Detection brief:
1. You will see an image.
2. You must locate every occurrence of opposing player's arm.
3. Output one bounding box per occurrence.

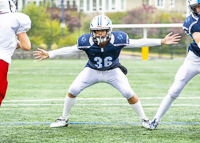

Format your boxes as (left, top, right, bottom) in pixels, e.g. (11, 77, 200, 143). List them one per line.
(33, 45, 81, 62)
(192, 32, 200, 48)
(125, 32, 181, 48)
(161, 32, 181, 45)
(33, 48, 49, 62)
(125, 39, 161, 48)
(17, 32, 31, 51)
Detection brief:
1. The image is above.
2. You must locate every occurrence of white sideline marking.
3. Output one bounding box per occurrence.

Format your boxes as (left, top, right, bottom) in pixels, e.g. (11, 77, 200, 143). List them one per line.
(3, 97, 200, 102)
(8, 72, 79, 75)
(1, 104, 200, 107)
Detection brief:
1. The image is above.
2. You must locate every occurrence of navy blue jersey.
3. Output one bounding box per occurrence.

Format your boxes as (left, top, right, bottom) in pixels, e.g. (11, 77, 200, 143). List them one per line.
(77, 31, 129, 71)
(183, 14, 200, 57)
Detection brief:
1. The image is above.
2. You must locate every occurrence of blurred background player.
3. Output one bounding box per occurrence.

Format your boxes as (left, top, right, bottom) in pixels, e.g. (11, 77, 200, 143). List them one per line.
(149, 0, 200, 129)
(0, 0, 31, 106)
(34, 15, 180, 129)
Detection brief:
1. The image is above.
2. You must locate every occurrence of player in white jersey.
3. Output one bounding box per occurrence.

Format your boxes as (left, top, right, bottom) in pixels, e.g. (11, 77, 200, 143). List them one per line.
(149, 0, 200, 129)
(0, 0, 31, 106)
(34, 15, 180, 129)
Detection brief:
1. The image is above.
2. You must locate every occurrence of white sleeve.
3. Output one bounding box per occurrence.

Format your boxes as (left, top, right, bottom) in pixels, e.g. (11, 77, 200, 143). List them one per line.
(15, 13, 31, 34)
(124, 39, 162, 48)
(48, 45, 82, 59)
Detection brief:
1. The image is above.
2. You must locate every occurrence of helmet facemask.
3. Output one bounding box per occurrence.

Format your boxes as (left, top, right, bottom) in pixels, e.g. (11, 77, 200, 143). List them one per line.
(9, 0, 17, 13)
(0, 0, 17, 13)
(90, 29, 112, 45)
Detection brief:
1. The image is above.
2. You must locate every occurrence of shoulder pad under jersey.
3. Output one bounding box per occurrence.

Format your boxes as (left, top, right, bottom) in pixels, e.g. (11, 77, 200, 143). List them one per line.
(182, 14, 199, 35)
(14, 13, 31, 34)
(77, 33, 93, 49)
(110, 31, 129, 46)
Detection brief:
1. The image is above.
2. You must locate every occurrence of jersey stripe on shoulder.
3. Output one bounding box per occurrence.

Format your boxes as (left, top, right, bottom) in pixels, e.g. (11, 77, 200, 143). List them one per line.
(183, 14, 198, 35)
(77, 33, 93, 49)
(110, 31, 129, 46)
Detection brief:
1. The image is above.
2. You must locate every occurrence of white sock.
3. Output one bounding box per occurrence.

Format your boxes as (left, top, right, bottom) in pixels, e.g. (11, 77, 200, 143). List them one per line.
(62, 95, 76, 120)
(130, 100, 146, 120)
(154, 94, 175, 122)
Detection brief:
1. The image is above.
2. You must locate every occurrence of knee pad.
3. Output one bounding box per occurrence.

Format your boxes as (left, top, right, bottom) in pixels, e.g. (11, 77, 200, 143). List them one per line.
(120, 88, 135, 99)
(168, 80, 187, 99)
(168, 88, 181, 99)
(68, 85, 80, 96)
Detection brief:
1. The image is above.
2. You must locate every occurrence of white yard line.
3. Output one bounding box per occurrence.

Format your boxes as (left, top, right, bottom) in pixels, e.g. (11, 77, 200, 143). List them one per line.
(8, 72, 175, 76)
(3, 99, 65, 102)
(1, 104, 200, 107)
(3, 97, 200, 102)
(8, 72, 79, 75)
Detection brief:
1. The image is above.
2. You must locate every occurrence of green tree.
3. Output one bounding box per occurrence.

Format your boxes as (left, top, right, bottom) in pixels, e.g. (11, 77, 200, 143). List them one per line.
(21, 3, 50, 38)
(21, 3, 71, 49)
(21, 3, 50, 47)
(44, 20, 70, 48)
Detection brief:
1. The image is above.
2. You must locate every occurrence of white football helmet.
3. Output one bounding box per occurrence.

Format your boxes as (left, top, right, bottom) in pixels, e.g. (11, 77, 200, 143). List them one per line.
(0, 0, 17, 13)
(90, 15, 112, 45)
(188, 0, 200, 16)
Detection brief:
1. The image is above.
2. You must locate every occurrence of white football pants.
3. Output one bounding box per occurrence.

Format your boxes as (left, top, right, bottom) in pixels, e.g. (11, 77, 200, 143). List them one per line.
(68, 67, 135, 99)
(169, 51, 200, 98)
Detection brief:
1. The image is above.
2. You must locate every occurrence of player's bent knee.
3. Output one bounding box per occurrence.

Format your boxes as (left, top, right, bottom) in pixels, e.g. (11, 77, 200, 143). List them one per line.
(0, 80, 8, 98)
(68, 93, 76, 98)
(168, 90, 180, 99)
(168, 82, 186, 99)
(166, 93, 177, 101)
(121, 88, 134, 99)
(68, 87, 80, 97)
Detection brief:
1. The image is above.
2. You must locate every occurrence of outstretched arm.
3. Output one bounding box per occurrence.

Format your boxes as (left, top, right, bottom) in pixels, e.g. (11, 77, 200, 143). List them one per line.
(33, 45, 81, 62)
(34, 48, 49, 62)
(125, 32, 181, 48)
(161, 32, 181, 45)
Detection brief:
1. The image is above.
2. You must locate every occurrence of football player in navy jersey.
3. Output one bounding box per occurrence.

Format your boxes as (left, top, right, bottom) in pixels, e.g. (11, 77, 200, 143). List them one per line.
(34, 15, 180, 128)
(0, 0, 31, 106)
(149, 0, 200, 129)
